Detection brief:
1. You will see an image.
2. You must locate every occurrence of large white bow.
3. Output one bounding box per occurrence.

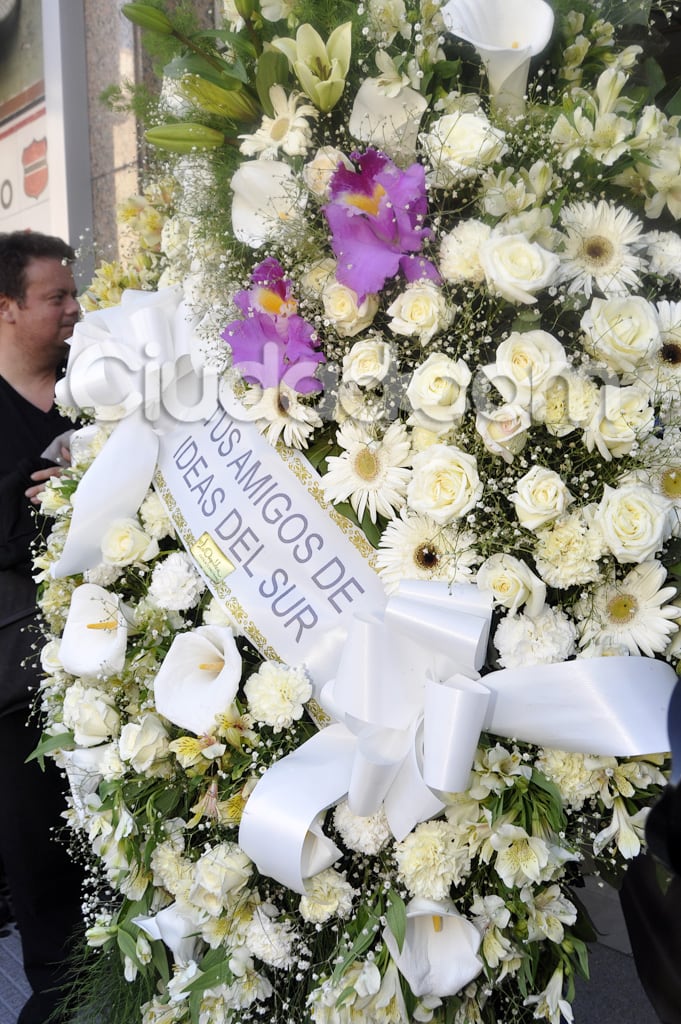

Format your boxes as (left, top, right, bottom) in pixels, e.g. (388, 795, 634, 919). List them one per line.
(239, 579, 675, 894)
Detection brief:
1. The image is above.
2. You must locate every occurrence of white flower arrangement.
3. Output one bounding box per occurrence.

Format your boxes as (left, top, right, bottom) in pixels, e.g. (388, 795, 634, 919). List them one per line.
(34, 1, 681, 1022)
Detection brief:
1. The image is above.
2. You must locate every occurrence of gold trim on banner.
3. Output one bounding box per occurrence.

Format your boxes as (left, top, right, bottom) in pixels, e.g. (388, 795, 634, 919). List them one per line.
(275, 441, 378, 568)
(153, 469, 280, 663)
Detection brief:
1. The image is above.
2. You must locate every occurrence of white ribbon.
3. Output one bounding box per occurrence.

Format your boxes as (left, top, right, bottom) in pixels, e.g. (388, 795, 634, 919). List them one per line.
(239, 579, 676, 894)
(52, 288, 216, 578)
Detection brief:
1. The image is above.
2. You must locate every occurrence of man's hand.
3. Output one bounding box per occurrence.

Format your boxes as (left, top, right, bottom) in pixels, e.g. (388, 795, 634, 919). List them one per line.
(25, 445, 71, 504)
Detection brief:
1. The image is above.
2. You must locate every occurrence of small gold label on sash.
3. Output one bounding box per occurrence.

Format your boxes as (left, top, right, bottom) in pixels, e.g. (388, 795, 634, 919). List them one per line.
(191, 532, 235, 584)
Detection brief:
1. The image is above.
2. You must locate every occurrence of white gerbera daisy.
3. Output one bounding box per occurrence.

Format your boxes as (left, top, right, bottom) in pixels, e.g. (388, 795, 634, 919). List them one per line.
(638, 300, 681, 421)
(557, 199, 646, 297)
(322, 420, 411, 523)
(376, 509, 477, 592)
(239, 383, 323, 449)
(239, 86, 317, 159)
(576, 561, 678, 657)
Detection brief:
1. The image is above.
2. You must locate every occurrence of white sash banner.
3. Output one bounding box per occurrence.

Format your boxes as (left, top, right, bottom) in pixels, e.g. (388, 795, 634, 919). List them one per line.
(154, 390, 387, 689)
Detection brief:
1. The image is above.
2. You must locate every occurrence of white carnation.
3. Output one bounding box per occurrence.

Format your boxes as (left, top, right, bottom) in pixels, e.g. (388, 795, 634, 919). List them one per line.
(245, 905, 297, 968)
(244, 661, 312, 732)
(148, 552, 205, 611)
(333, 799, 391, 854)
(299, 869, 357, 923)
(494, 606, 578, 668)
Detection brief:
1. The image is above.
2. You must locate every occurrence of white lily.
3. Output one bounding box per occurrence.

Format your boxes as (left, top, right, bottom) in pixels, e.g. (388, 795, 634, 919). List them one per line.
(272, 22, 351, 112)
(383, 897, 483, 997)
(153, 625, 243, 735)
(59, 583, 128, 679)
(441, 0, 554, 114)
(231, 159, 307, 247)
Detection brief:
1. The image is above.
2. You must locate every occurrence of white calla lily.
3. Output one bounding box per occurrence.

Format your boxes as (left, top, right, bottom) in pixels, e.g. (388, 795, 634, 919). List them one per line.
(133, 902, 201, 966)
(441, 0, 554, 114)
(383, 897, 483, 997)
(153, 625, 242, 735)
(59, 583, 128, 679)
(231, 159, 307, 247)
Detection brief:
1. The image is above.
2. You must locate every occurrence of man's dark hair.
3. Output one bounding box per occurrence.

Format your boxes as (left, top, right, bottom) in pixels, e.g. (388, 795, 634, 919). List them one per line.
(0, 231, 76, 304)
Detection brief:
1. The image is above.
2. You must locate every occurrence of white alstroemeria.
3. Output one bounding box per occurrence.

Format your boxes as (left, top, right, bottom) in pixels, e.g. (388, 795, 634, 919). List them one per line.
(231, 159, 306, 247)
(593, 797, 649, 859)
(490, 823, 550, 888)
(133, 903, 202, 966)
(59, 583, 128, 679)
(383, 898, 483, 997)
(441, 0, 555, 113)
(349, 51, 428, 160)
(153, 626, 243, 735)
(523, 965, 574, 1024)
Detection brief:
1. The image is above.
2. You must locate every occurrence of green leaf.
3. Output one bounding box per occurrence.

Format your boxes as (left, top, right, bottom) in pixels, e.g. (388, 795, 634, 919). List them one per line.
(116, 925, 141, 966)
(182, 960, 234, 994)
(385, 889, 407, 952)
(25, 730, 75, 764)
(256, 50, 290, 116)
(165, 52, 247, 88)
(331, 907, 381, 984)
(666, 83, 681, 118)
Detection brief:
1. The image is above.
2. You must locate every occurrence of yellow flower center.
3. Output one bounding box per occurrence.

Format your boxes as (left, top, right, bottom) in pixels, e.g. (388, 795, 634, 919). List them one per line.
(354, 447, 381, 481)
(432, 915, 443, 932)
(606, 593, 638, 624)
(662, 467, 681, 499)
(199, 659, 225, 671)
(346, 183, 386, 217)
(86, 619, 118, 630)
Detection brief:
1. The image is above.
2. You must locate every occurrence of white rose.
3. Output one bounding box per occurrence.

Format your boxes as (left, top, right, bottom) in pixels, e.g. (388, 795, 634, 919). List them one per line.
(189, 843, 252, 916)
(597, 483, 672, 563)
(101, 518, 159, 566)
(349, 78, 427, 160)
(480, 232, 560, 304)
(301, 257, 337, 297)
(420, 111, 508, 187)
(483, 330, 569, 410)
(510, 466, 573, 531)
(584, 383, 655, 460)
(476, 553, 546, 617)
(62, 682, 120, 747)
(407, 351, 471, 432)
(119, 714, 170, 774)
(386, 280, 453, 345)
(581, 295, 661, 374)
(322, 280, 379, 337)
(302, 147, 351, 198)
(475, 403, 530, 463)
(407, 444, 483, 524)
(342, 339, 392, 387)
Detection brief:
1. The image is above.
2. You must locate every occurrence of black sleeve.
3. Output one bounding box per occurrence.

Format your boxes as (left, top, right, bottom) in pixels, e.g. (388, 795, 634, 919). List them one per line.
(0, 456, 52, 571)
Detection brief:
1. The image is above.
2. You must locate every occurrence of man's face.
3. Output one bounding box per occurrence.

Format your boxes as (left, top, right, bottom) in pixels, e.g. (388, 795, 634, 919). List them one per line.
(10, 257, 81, 361)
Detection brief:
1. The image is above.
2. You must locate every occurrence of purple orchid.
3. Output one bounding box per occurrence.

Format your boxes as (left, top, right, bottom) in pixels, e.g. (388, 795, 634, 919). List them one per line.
(234, 257, 298, 321)
(323, 148, 440, 300)
(222, 259, 324, 395)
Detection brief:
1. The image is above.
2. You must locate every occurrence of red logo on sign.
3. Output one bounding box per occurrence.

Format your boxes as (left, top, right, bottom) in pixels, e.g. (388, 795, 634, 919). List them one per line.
(22, 137, 48, 199)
